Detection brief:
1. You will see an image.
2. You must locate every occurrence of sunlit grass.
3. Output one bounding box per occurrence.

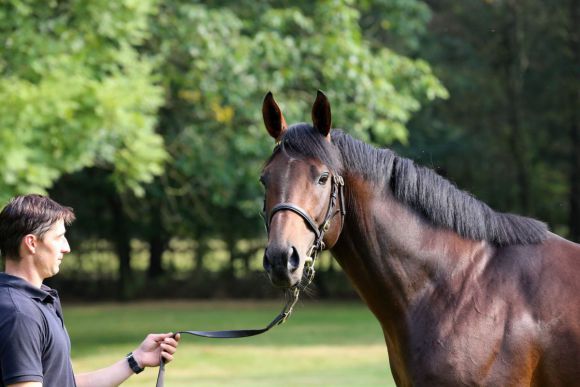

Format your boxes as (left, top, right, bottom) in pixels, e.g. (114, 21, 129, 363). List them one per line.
(66, 301, 396, 386)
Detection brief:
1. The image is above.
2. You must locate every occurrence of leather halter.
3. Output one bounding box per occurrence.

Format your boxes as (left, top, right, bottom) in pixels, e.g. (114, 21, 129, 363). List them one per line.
(156, 175, 346, 387)
(265, 174, 346, 284)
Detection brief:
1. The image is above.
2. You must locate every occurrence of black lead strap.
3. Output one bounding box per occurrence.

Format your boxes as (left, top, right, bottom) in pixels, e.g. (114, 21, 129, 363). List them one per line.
(156, 174, 345, 386)
(155, 288, 300, 387)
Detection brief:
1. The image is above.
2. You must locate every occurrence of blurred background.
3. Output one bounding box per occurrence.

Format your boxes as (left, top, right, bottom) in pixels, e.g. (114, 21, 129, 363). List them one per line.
(2, 0, 578, 301)
(1, 0, 578, 385)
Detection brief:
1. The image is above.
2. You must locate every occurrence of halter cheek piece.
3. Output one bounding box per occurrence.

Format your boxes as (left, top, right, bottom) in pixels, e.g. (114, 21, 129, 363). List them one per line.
(265, 174, 346, 286)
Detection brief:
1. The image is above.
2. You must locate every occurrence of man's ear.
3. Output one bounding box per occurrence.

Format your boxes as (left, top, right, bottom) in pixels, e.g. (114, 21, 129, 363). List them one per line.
(262, 91, 288, 142)
(312, 90, 332, 141)
(22, 234, 37, 254)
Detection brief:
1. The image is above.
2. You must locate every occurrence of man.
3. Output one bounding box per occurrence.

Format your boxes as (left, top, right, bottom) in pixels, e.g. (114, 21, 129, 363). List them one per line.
(0, 194, 180, 386)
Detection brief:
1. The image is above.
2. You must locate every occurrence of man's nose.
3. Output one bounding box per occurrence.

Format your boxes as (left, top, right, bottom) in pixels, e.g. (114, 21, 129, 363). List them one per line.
(62, 238, 71, 254)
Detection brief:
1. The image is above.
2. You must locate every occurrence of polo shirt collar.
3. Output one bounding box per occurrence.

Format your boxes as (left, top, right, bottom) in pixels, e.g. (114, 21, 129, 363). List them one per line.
(0, 272, 56, 303)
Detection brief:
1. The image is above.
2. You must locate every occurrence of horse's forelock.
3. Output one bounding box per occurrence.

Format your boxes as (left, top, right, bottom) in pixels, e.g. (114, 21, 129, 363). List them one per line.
(276, 124, 343, 173)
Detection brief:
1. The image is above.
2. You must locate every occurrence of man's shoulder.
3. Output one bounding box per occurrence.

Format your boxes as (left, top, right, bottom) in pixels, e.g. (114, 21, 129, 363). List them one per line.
(0, 285, 19, 311)
(0, 286, 43, 322)
(0, 294, 44, 348)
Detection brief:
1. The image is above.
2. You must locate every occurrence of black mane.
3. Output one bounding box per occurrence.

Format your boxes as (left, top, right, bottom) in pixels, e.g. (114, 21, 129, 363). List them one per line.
(277, 124, 548, 246)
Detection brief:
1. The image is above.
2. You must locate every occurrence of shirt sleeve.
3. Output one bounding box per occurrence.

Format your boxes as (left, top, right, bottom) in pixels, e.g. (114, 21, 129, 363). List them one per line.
(0, 311, 44, 384)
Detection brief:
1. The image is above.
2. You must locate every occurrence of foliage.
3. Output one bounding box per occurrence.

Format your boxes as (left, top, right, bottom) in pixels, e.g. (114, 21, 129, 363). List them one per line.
(145, 0, 447, 245)
(1, 0, 451, 287)
(0, 0, 167, 203)
(400, 0, 577, 238)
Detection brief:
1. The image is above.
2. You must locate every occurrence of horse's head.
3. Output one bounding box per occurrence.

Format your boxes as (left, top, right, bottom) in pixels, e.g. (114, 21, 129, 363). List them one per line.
(260, 91, 345, 288)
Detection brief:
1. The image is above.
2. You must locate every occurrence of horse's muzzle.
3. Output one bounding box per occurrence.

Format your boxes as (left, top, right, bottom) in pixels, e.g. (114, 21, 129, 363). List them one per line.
(263, 245, 302, 287)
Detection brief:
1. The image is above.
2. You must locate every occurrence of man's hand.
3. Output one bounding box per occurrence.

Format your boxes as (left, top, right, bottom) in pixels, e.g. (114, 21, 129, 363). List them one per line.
(132, 333, 181, 367)
(75, 332, 181, 386)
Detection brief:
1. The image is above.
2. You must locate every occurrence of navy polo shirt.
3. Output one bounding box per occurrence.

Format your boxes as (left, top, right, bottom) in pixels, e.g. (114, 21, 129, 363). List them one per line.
(0, 273, 76, 386)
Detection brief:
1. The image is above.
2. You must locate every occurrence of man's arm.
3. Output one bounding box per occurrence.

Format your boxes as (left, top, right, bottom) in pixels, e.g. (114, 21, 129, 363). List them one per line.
(75, 333, 180, 387)
(1, 312, 45, 387)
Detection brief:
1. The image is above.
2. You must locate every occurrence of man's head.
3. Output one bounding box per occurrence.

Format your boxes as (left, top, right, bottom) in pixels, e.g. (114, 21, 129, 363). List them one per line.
(0, 194, 75, 261)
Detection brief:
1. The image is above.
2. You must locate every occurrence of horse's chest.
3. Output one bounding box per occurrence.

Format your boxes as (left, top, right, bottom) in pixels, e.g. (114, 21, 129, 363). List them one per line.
(399, 300, 493, 381)
(407, 329, 501, 385)
(401, 302, 538, 386)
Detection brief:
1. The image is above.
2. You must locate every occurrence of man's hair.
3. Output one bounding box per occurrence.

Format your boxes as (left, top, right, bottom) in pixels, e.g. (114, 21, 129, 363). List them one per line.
(0, 194, 75, 260)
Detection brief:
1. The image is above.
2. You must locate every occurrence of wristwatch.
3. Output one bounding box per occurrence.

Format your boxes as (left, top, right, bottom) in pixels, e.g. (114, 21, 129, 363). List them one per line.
(126, 352, 144, 374)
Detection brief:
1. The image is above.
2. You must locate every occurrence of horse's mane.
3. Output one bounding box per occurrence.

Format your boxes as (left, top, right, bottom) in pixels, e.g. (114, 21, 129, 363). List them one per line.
(277, 124, 548, 246)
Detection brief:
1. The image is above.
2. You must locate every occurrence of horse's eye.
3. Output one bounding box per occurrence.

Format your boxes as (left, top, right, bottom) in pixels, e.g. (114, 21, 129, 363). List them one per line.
(259, 176, 266, 187)
(318, 173, 330, 185)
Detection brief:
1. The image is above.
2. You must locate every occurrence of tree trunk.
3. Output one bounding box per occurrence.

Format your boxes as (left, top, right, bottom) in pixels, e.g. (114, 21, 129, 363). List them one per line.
(568, 0, 580, 242)
(109, 194, 132, 300)
(225, 237, 236, 278)
(147, 204, 166, 279)
(194, 237, 208, 274)
(505, 0, 532, 214)
(148, 233, 165, 279)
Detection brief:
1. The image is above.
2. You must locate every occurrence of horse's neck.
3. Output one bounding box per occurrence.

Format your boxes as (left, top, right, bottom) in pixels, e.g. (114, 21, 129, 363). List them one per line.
(331, 175, 492, 328)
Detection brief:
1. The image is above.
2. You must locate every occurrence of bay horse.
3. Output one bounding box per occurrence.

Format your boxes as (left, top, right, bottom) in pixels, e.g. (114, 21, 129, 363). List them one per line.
(260, 91, 580, 386)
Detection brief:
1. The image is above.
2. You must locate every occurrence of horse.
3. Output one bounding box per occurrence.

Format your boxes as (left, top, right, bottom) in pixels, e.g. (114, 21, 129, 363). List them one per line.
(259, 90, 580, 386)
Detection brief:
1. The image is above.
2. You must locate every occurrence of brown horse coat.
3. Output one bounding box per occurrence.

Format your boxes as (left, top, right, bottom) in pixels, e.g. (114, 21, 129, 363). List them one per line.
(261, 91, 580, 386)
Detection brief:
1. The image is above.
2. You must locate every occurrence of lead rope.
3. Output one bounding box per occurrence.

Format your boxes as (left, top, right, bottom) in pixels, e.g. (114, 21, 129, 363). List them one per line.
(155, 287, 300, 387)
(156, 174, 345, 386)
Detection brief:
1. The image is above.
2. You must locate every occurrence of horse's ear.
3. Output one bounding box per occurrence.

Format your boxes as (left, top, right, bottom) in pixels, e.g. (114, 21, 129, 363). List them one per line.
(262, 91, 287, 142)
(312, 90, 332, 141)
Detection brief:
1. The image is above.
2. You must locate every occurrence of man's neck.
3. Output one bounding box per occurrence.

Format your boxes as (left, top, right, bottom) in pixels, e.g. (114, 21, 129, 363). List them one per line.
(4, 259, 43, 288)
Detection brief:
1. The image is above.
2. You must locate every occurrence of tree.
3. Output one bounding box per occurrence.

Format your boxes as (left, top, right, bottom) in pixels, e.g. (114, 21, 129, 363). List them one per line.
(2, 0, 449, 293)
(0, 0, 167, 204)
(566, 0, 580, 242)
(139, 0, 448, 276)
(0, 0, 170, 298)
(401, 0, 577, 239)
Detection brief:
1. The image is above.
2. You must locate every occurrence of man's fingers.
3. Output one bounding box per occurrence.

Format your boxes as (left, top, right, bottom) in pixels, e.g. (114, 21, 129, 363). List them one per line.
(161, 351, 174, 363)
(160, 342, 177, 355)
(162, 337, 179, 348)
(147, 332, 174, 342)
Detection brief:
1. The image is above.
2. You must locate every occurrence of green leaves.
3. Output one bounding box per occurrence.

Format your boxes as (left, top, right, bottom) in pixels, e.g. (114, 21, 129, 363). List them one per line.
(0, 0, 165, 203)
(0, 0, 446, 241)
(143, 0, 447, 238)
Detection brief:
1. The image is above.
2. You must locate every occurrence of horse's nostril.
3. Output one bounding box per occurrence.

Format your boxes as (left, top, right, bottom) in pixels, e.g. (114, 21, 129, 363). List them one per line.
(263, 249, 272, 272)
(288, 246, 299, 272)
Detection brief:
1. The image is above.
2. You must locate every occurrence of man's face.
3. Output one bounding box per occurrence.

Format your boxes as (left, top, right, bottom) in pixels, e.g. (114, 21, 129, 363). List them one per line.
(33, 219, 71, 279)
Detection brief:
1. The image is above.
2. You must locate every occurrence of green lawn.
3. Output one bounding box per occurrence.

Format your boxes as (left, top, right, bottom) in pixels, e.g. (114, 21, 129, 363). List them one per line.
(66, 300, 396, 386)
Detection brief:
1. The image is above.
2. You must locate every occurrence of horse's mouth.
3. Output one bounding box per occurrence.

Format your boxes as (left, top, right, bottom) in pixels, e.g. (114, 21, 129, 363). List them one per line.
(268, 271, 302, 288)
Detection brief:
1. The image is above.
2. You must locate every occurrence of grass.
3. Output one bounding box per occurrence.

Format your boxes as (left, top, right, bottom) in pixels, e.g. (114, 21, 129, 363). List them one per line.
(66, 300, 397, 386)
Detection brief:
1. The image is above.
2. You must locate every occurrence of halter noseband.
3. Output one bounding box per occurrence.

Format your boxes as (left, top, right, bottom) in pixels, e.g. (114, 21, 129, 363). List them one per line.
(265, 174, 346, 285)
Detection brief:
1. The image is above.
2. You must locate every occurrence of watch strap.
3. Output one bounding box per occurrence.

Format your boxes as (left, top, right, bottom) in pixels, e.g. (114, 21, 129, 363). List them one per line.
(126, 352, 144, 374)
